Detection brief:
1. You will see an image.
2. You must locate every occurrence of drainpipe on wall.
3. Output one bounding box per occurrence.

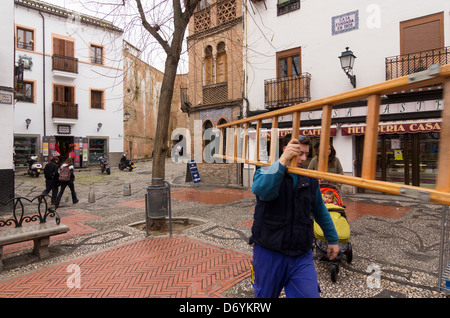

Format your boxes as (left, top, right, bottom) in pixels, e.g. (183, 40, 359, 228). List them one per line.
(39, 11, 46, 137)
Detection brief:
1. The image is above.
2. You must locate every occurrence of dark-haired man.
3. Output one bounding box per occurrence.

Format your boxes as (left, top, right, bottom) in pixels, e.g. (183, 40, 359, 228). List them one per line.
(250, 135, 339, 298)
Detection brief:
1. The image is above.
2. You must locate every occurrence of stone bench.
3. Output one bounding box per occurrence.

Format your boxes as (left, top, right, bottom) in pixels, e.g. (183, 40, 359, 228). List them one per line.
(0, 195, 69, 271)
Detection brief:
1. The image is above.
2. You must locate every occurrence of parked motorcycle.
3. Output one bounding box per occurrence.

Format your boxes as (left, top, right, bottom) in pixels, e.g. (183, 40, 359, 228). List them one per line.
(118, 154, 134, 172)
(27, 155, 42, 177)
(97, 155, 111, 175)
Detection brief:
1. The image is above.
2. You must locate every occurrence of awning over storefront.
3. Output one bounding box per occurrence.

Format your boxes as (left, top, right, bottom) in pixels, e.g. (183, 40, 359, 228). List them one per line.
(341, 120, 442, 136)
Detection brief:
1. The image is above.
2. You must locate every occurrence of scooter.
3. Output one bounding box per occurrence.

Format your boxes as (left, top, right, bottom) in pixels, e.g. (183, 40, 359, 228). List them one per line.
(27, 155, 42, 177)
(118, 154, 134, 171)
(97, 155, 111, 175)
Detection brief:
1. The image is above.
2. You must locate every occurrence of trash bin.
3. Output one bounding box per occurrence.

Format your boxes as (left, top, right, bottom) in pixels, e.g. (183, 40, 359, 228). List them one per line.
(146, 183, 169, 218)
(145, 179, 172, 236)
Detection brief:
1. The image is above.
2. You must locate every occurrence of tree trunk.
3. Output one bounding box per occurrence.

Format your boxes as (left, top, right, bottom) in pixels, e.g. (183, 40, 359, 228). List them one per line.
(152, 53, 179, 185)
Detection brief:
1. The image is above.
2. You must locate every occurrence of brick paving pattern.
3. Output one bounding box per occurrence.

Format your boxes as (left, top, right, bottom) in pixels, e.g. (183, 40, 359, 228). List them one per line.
(0, 235, 251, 298)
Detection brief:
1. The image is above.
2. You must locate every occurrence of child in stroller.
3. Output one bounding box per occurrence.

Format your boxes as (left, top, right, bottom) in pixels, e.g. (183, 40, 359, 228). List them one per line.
(313, 183, 353, 282)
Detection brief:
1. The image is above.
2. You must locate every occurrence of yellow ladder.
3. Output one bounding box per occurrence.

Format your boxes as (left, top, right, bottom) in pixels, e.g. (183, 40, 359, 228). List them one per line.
(215, 64, 450, 206)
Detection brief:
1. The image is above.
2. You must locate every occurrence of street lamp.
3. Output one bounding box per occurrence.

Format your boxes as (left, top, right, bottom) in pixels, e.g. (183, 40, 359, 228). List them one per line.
(97, 122, 102, 132)
(124, 111, 131, 122)
(338, 47, 357, 88)
(25, 118, 31, 129)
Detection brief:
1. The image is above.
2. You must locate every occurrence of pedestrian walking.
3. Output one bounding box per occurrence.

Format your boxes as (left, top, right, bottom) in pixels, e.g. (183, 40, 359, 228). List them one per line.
(55, 158, 79, 207)
(308, 142, 344, 189)
(41, 153, 60, 205)
(250, 135, 339, 298)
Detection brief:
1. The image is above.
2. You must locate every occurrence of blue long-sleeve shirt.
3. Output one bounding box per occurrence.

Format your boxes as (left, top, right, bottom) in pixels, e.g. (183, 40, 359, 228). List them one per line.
(252, 161, 339, 245)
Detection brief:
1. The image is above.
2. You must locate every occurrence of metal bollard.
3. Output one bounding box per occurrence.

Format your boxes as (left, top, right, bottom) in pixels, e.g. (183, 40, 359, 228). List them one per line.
(123, 184, 131, 196)
(88, 186, 95, 203)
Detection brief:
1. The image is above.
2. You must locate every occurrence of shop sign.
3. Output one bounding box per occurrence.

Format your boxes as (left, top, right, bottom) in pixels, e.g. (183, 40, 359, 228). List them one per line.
(332, 10, 359, 35)
(341, 121, 441, 136)
(250, 127, 337, 139)
(188, 160, 201, 183)
(0, 93, 13, 104)
(301, 99, 443, 121)
(57, 124, 71, 135)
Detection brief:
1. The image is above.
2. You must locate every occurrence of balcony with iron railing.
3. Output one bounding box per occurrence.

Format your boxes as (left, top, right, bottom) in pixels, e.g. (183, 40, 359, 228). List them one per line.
(52, 54, 78, 74)
(386, 46, 450, 80)
(52, 102, 78, 119)
(264, 73, 311, 109)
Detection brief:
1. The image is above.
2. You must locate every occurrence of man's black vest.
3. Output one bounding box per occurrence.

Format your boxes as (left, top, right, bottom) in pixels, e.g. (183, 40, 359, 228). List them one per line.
(250, 172, 318, 256)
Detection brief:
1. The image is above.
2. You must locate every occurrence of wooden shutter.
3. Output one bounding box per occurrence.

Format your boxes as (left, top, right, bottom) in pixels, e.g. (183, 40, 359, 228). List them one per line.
(68, 86, 75, 103)
(53, 37, 75, 57)
(216, 53, 227, 83)
(65, 40, 75, 57)
(53, 38, 64, 55)
(205, 56, 213, 85)
(400, 12, 444, 55)
(54, 85, 64, 102)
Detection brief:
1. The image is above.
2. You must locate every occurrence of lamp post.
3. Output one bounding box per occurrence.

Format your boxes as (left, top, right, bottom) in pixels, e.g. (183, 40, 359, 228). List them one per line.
(338, 47, 356, 88)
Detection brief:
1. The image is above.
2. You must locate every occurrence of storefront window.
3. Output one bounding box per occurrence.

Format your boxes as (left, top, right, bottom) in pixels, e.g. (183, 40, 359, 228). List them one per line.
(419, 132, 439, 188)
(14, 136, 38, 166)
(375, 133, 438, 187)
(89, 139, 106, 164)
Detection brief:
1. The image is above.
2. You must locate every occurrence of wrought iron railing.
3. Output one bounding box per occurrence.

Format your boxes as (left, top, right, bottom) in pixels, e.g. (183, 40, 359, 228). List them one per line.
(17, 41, 33, 51)
(0, 195, 61, 228)
(277, 0, 300, 16)
(52, 54, 78, 73)
(52, 102, 78, 119)
(386, 46, 450, 80)
(264, 73, 311, 109)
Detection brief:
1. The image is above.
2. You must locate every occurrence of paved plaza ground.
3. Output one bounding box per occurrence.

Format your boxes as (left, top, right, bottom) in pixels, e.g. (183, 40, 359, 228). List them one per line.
(0, 159, 448, 303)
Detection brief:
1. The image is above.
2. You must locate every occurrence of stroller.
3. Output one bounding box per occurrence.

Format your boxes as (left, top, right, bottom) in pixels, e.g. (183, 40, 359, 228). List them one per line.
(313, 183, 353, 282)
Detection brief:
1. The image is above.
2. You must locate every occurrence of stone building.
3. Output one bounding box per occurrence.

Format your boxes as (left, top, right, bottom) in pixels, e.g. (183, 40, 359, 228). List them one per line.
(123, 41, 188, 160)
(184, 0, 244, 185)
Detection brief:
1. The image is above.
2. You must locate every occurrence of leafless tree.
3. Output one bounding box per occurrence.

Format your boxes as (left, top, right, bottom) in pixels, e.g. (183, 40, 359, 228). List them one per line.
(134, 0, 200, 185)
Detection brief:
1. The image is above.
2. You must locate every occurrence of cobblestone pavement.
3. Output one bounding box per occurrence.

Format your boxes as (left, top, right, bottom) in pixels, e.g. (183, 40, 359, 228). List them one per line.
(0, 159, 448, 299)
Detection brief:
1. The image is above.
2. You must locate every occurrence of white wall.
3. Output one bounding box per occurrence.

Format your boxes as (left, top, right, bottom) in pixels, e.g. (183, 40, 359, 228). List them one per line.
(0, 0, 15, 171)
(244, 0, 449, 186)
(246, 0, 450, 109)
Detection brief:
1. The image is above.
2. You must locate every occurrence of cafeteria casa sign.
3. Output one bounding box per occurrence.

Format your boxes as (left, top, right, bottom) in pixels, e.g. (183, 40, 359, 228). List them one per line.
(341, 121, 442, 136)
(253, 121, 440, 139)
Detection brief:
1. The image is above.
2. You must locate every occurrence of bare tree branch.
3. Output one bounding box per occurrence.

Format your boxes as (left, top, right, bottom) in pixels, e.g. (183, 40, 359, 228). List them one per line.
(135, 0, 170, 53)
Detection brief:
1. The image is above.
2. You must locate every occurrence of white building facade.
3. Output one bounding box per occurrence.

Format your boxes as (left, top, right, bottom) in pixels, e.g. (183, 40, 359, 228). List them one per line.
(244, 0, 449, 193)
(13, 0, 124, 168)
(0, 0, 16, 204)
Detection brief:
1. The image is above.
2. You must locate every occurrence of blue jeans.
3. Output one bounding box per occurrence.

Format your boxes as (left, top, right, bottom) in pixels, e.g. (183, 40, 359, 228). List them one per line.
(252, 245, 320, 298)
